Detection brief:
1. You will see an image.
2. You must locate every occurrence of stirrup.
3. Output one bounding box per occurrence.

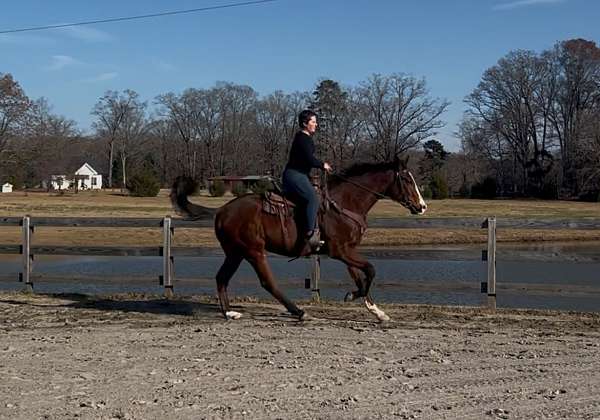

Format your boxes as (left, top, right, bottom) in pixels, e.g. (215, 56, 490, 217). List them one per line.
(307, 230, 324, 252)
(288, 230, 324, 261)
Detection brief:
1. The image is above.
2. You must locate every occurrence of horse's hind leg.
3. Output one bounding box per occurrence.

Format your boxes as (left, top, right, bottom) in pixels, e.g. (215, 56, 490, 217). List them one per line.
(246, 251, 306, 320)
(216, 254, 243, 320)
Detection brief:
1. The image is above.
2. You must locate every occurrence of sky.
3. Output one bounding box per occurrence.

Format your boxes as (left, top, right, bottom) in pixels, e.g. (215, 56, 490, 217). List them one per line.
(1, 0, 598, 151)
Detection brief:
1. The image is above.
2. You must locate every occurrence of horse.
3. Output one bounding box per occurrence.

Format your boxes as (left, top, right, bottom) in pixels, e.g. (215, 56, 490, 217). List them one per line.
(170, 155, 427, 322)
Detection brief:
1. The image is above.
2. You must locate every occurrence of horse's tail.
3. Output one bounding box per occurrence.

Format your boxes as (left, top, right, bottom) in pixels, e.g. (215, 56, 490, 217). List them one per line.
(170, 176, 216, 219)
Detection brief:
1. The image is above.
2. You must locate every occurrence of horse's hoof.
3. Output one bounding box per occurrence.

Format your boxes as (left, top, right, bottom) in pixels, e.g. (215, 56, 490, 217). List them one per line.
(298, 311, 313, 321)
(225, 311, 242, 320)
(364, 300, 391, 322)
(377, 313, 391, 323)
(344, 292, 354, 302)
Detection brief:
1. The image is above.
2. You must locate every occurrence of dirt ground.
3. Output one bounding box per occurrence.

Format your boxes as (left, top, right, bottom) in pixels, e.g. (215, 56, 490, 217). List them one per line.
(1, 293, 599, 419)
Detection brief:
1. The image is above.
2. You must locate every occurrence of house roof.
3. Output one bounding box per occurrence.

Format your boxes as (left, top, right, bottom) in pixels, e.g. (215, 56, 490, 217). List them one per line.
(75, 163, 99, 176)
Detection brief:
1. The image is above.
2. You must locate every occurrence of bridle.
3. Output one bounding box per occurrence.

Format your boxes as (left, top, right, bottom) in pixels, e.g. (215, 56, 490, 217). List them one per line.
(329, 170, 416, 209)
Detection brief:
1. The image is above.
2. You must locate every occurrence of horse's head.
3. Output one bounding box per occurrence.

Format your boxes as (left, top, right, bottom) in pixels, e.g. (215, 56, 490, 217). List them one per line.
(386, 155, 427, 215)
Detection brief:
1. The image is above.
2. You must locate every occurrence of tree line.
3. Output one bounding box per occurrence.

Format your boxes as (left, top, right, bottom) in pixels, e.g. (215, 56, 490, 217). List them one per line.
(1, 37, 599, 200)
(0, 73, 448, 191)
(460, 38, 600, 200)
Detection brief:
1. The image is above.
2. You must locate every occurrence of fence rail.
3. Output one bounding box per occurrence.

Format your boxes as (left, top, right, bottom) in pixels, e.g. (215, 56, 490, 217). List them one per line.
(3, 215, 600, 229)
(2, 215, 600, 309)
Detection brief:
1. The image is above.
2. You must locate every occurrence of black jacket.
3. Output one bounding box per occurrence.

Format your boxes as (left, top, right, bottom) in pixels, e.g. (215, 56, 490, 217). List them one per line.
(285, 131, 324, 175)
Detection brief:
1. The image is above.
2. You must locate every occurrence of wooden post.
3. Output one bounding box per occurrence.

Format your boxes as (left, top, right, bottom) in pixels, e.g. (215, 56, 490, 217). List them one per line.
(20, 215, 34, 292)
(309, 173, 322, 302)
(311, 255, 321, 302)
(487, 217, 497, 311)
(161, 216, 174, 298)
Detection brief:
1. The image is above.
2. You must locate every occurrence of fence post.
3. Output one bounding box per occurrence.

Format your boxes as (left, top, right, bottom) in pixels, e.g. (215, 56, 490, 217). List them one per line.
(311, 255, 321, 302)
(486, 216, 497, 311)
(161, 216, 174, 298)
(20, 215, 34, 292)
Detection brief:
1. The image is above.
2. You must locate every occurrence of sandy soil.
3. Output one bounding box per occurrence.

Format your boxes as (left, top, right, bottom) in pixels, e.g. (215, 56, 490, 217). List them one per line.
(1, 292, 599, 419)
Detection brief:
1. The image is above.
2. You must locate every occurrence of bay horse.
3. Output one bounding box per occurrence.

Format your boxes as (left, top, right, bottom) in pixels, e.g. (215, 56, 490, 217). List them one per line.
(171, 155, 427, 322)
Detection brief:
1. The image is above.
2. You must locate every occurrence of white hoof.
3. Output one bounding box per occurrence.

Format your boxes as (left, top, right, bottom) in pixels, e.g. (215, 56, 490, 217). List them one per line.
(225, 311, 242, 320)
(364, 299, 390, 322)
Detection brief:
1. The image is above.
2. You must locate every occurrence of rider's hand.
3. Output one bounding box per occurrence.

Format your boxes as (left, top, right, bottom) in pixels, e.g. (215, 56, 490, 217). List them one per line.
(323, 162, 333, 172)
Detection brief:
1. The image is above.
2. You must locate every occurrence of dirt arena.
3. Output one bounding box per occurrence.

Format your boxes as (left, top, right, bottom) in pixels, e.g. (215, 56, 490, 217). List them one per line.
(1, 292, 599, 419)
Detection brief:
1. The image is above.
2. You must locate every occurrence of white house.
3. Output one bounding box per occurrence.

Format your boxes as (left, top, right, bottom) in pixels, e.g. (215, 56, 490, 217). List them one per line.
(1, 183, 13, 193)
(50, 163, 103, 190)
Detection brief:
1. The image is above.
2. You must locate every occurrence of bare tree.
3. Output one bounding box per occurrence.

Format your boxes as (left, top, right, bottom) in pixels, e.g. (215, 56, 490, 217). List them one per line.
(255, 91, 300, 176)
(116, 92, 149, 190)
(213, 82, 257, 175)
(310, 80, 365, 168)
(24, 98, 79, 187)
(578, 112, 600, 196)
(91, 90, 138, 187)
(155, 89, 207, 178)
(465, 50, 555, 195)
(547, 39, 600, 196)
(0, 73, 31, 161)
(357, 73, 449, 160)
(150, 118, 179, 185)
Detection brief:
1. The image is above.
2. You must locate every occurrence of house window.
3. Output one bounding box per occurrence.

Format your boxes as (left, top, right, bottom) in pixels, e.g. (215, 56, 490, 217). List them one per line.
(91, 177, 97, 186)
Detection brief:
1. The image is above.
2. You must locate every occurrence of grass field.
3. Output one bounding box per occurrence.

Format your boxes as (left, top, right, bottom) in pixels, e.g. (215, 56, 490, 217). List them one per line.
(1, 189, 599, 247)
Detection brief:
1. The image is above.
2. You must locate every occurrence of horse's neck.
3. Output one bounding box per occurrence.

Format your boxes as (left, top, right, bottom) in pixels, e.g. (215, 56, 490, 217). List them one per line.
(330, 173, 388, 217)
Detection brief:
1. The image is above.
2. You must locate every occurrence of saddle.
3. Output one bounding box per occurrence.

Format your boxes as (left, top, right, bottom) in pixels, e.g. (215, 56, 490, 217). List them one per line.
(261, 191, 295, 218)
(261, 189, 367, 249)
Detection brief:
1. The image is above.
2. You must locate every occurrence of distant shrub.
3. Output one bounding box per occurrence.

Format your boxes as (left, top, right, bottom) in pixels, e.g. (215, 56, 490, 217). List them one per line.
(539, 179, 558, 199)
(209, 180, 226, 197)
(250, 179, 273, 195)
(429, 173, 449, 199)
(458, 182, 470, 198)
(471, 176, 497, 199)
(421, 184, 432, 200)
(232, 182, 248, 197)
(577, 189, 600, 202)
(128, 171, 160, 197)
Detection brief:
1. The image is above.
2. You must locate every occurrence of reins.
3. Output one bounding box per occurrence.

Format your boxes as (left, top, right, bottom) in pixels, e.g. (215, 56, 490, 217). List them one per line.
(329, 172, 390, 200)
(328, 171, 414, 210)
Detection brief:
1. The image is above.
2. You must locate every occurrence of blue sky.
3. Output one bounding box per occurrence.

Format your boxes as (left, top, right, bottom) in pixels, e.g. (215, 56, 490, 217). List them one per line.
(1, 0, 598, 151)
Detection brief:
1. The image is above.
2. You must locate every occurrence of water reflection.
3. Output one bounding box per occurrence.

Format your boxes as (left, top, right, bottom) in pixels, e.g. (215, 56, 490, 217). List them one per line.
(1, 242, 599, 312)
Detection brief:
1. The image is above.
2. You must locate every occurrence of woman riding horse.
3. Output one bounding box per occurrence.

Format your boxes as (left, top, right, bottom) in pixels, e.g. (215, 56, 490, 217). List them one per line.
(281, 110, 332, 255)
(171, 154, 427, 322)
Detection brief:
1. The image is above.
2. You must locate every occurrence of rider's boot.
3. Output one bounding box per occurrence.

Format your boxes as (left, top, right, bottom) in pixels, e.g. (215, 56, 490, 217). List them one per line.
(300, 229, 324, 256)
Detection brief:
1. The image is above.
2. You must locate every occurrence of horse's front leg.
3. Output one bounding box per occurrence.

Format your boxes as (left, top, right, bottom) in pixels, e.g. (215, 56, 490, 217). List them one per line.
(344, 266, 367, 302)
(337, 249, 390, 322)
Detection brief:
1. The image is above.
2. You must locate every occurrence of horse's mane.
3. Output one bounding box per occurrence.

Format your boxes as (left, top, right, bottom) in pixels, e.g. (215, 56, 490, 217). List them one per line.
(328, 160, 396, 188)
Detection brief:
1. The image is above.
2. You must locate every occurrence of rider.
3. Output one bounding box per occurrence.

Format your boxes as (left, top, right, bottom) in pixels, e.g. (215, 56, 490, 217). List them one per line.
(282, 110, 332, 253)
